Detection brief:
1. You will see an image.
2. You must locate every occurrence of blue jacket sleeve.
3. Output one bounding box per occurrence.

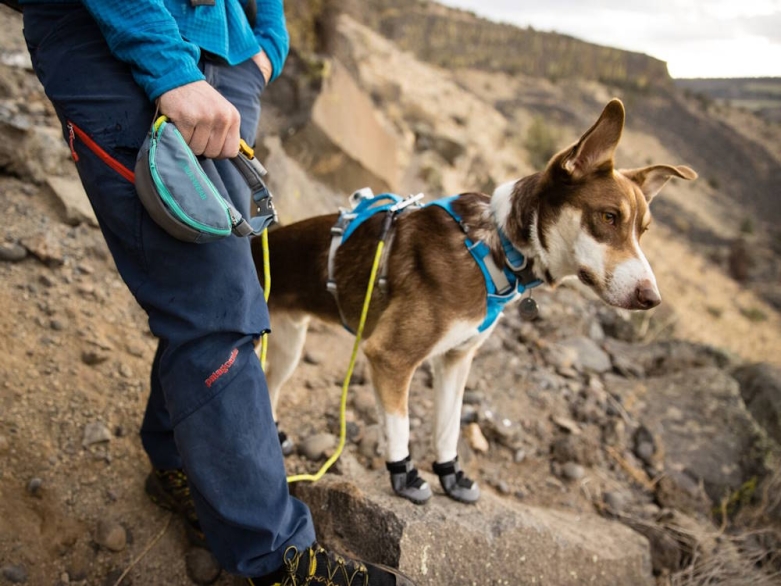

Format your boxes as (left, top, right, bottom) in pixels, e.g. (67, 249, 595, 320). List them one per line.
(80, 0, 205, 101)
(252, 0, 290, 82)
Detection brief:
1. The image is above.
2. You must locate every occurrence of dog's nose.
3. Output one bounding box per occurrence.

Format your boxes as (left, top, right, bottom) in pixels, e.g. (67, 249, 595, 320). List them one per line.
(635, 281, 661, 309)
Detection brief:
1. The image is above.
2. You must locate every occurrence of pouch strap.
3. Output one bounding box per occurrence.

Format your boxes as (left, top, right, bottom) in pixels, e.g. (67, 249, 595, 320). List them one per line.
(229, 140, 278, 236)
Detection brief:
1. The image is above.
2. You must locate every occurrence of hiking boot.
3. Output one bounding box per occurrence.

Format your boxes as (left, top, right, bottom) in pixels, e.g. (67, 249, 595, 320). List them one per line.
(145, 468, 207, 547)
(247, 542, 417, 585)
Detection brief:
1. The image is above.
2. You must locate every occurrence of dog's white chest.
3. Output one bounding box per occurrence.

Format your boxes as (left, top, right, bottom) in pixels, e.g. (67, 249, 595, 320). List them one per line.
(427, 319, 492, 358)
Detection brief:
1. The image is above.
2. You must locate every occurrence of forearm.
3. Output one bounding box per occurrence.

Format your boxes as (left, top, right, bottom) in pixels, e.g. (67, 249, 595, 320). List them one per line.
(80, 0, 204, 101)
(252, 0, 289, 82)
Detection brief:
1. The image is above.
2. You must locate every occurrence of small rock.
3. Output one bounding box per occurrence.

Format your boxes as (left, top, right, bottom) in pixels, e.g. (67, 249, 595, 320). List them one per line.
(350, 386, 378, 424)
(346, 421, 362, 443)
(604, 491, 628, 513)
(551, 415, 581, 435)
(635, 441, 655, 465)
(513, 449, 527, 464)
(185, 547, 222, 585)
(465, 422, 489, 453)
(81, 350, 109, 366)
(559, 337, 612, 373)
(479, 416, 522, 448)
(50, 319, 65, 331)
(95, 520, 127, 552)
(358, 425, 381, 458)
(44, 175, 99, 227)
(60, 572, 70, 584)
(1, 565, 28, 583)
(26, 477, 43, 497)
(561, 461, 585, 481)
(302, 351, 322, 365)
(490, 479, 511, 495)
(299, 433, 337, 461)
(38, 274, 55, 287)
(463, 390, 484, 405)
(102, 569, 130, 586)
(0, 242, 27, 263)
(118, 363, 133, 378)
(83, 421, 112, 447)
(20, 232, 64, 266)
(460, 405, 479, 424)
(0, 435, 9, 454)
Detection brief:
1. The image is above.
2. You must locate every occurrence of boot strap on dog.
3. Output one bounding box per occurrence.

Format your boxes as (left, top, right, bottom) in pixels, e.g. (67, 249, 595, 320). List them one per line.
(433, 457, 474, 488)
(386, 456, 427, 489)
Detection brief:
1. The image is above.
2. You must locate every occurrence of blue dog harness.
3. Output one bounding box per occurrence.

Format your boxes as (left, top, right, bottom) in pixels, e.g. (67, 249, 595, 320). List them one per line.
(426, 196, 542, 331)
(326, 192, 542, 333)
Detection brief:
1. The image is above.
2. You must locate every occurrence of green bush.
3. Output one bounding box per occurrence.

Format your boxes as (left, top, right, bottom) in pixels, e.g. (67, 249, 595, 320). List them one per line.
(525, 117, 559, 170)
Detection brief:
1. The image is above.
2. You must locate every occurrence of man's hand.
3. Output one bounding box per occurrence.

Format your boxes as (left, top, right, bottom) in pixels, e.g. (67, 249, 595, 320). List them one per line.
(251, 50, 273, 84)
(157, 81, 241, 159)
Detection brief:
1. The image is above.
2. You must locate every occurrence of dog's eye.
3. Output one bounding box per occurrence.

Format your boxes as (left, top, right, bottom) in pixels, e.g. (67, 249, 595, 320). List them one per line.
(601, 212, 616, 225)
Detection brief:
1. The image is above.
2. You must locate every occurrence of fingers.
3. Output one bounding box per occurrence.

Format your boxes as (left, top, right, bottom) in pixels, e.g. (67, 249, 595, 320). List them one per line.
(157, 81, 241, 159)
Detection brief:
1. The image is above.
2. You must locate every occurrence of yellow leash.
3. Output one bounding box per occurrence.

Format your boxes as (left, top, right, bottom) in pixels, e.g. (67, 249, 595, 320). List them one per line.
(259, 229, 270, 371)
(257, 226, 385, 484)
(287, 239, 384, 483)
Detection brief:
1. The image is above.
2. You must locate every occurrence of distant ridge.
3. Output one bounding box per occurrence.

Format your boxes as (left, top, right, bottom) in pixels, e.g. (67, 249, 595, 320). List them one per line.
(347, 0, 672, 88)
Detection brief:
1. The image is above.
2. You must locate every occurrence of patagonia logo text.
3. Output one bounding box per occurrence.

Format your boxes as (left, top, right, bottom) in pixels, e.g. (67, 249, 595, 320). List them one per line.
(205, 348, 239, 388)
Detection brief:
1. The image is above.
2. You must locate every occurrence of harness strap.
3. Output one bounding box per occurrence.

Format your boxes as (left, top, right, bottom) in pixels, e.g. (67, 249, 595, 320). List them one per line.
(426, 195, 542, 332)
(326, 192, 423, 333)
(326, 215, 353, 331)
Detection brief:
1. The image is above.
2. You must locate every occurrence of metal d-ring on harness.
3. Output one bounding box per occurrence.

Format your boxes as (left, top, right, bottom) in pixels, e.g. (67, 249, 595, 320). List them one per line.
(326, 189, 424, 332)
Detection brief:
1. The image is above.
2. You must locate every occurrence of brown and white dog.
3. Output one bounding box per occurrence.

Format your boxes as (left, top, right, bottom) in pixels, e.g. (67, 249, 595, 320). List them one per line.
(252, 99, 696, 504)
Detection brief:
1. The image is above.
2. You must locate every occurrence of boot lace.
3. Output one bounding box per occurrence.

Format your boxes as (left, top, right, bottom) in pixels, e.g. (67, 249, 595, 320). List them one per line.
(280, 544, 370, 586)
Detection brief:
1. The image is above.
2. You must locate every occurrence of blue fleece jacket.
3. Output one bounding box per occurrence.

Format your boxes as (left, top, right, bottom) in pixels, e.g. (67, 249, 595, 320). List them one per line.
(19, 0, 289, 101)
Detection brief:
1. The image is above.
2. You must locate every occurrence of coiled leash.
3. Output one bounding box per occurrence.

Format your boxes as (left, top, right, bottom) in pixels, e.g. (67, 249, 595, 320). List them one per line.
(286, 192, 423, 484)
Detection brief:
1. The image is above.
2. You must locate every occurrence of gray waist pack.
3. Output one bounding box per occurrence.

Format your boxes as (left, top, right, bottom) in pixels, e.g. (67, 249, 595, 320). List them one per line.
(135, 116, 277, 243)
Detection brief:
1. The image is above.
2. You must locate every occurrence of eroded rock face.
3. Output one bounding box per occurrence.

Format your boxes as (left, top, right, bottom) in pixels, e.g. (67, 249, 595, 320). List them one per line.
(619, 367, 770, 502)
(732, 363, 781, 445)
(293, 467, 653, 585)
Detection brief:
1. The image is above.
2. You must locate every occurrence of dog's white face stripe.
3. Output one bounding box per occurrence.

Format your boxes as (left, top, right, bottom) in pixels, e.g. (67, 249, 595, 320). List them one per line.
(540, 207, 583, 279)
(606, 227, 658, 306)
(573, 229, 607, 282)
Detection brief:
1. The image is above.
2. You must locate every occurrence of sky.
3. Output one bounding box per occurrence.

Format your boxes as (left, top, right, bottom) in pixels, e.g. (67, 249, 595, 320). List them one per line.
(438, 0, 781, 78)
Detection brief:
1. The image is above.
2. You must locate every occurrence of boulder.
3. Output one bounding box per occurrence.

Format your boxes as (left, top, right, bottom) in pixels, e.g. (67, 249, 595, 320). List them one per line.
(293, 468, 653, 585)
(43, 176, 98, 227)
(557, 337, 612, 373)
(624, 367, 770, 502)
(732, 363, 781, 445)
(604, 338, 735, 378)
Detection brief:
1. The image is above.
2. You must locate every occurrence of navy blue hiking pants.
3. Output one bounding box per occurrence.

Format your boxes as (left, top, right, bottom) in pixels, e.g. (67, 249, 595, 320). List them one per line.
(23, 5, 314, 576)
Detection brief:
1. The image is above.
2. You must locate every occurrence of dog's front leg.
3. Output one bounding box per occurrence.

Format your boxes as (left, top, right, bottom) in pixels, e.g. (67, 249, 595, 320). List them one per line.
(430, 347, 481, 503)
(364, 339, 432, 505)
(261, 311, 310, 456)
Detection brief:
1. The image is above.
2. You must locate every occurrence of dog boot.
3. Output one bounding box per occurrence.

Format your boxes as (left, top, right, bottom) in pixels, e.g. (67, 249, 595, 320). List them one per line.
(275, 422, 295, 457)
(386, 456, 432, 504)
(433, 458, 480, 504)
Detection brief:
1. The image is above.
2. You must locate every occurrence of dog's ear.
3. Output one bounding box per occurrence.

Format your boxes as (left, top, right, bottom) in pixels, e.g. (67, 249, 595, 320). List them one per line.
(621, 164, 698, 203)
(561, 99, 625, 179)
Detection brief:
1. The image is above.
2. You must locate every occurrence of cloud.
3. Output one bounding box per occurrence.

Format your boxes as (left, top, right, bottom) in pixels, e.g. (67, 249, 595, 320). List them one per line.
(438, 0, 781, 76)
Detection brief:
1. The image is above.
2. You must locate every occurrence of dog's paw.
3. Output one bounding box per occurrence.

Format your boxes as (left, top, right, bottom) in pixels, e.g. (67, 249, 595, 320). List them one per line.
(433, 458, 480, 504)
(386, 456, 432, 505)
(277, 429, 295, 457)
